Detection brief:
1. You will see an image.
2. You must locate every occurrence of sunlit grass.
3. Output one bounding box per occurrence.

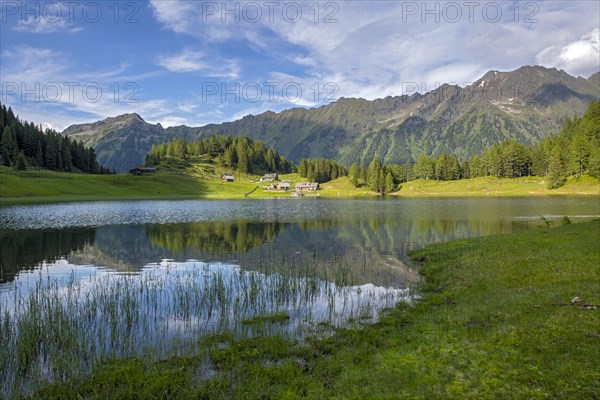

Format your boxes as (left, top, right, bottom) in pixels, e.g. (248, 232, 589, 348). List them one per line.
(1, 166, 597, 205)
(0, 167, 299, 204)
(0, 167, 209, 204)
(25, 219, 600, 399)
(395, 175, 600, 196)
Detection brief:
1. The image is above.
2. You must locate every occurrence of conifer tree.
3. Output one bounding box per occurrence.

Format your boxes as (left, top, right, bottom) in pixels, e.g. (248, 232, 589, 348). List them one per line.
(237, 142, 249, 173)
(360, 161, 367, 182)
(15, 151, 27, 170)
(547, 144, 567, 189)
(588, 148, 600, 179)
(385, 171, 395, 193)
(0, 125, 17, 166)
(366, 157, 381, 191)
(349, 162, 359, 186)
(569, 134, 590, 177)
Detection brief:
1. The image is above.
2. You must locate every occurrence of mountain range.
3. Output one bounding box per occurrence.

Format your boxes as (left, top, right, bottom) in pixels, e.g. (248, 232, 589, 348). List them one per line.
(62, 66, 600, 172)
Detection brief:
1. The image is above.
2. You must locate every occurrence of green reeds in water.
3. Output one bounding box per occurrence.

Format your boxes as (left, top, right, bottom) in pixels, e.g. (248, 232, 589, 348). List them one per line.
(0, 259, 410, 398)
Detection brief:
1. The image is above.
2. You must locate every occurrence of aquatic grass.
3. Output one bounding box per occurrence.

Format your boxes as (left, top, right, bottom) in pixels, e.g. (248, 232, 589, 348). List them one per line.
(0, 259, 408, 398)
(242, 312, 290, 325)
(23, 219, 599, 399)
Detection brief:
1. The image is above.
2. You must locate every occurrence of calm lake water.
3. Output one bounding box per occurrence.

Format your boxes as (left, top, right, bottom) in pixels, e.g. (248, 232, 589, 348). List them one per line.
(0, 197, 598, 395)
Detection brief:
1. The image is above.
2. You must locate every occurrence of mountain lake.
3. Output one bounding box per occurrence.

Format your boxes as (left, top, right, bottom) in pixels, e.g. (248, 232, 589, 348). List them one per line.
(0, 197, 598, 396)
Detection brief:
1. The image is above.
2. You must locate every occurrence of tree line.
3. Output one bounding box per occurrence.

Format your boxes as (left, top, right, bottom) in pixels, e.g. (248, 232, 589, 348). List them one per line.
(297, 158, 348, 183)
(0, 102, 109, 174)
(145, 135, 293, 174)
(348, 100, 600, 192)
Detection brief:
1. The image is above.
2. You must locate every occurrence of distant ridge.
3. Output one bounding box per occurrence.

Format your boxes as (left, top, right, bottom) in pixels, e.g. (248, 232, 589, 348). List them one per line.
(63, 65, 600, 171)
(588, 71, 600, 89)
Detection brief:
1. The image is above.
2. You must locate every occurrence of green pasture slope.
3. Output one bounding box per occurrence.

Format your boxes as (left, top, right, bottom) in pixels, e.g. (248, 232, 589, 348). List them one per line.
(1, 166, 598, 204)
(0, 167, 293, 204)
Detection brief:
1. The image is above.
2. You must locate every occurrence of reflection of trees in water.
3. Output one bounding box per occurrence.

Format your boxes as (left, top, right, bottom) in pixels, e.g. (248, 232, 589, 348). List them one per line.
(145, 221, 284, 255)
(0, 228, 96, 283)
(141, 219, 415, 287)
(335, 216, 532, 255)
(71, 224, 205, 273)
(138, 217, 527, 287)
(231, 220, 419, 288)
(0, 216, 531, 286)
(69, 222, 288, 274)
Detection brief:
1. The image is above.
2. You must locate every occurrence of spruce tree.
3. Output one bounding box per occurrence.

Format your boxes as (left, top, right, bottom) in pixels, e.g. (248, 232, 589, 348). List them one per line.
(306, 163, 315, 181)
(458, 160, 467, 179)
(569, 134, 590, 177)
(35, 140, 43, 166)
(547, 145, 567, 189)
(15, 151, 27, 170)
(366, 157, 381, 191)
(529, 143, 547, 176)
(349, 162, 359, 186)
(414, 153, 433, 180)
(0, 125, 17, 166)
(266, 148, 277, 171)
(385, 172, 395, 193)
(359, 161, 367, 182)
(236, 143, 249, 173)
(587, 148, 600, 179)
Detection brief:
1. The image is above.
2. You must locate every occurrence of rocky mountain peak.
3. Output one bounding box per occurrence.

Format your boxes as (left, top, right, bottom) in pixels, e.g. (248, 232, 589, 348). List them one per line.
(62, 65, 599, 172)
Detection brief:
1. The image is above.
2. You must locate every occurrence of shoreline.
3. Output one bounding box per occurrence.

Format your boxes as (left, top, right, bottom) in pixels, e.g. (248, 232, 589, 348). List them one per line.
(30, 220, 600, 398)
(2, 191, 599, 206)
(1, 169, 598, 205)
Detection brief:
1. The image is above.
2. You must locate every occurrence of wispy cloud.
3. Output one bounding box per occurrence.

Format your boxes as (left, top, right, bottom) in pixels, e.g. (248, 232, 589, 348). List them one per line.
(3, 1, 599, 131)
(286, 2, 600, 97)
(149, 0, 267, 43)
(157, 50, 206, 73)
(1, 46, 67, 82)
(14, 15, 81, 34)
(0, 46, 174, 130)
(156, 49, 240, 78)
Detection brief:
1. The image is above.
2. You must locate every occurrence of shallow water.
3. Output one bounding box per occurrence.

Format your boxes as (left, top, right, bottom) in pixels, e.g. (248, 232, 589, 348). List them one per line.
(0, 197, 597, 396)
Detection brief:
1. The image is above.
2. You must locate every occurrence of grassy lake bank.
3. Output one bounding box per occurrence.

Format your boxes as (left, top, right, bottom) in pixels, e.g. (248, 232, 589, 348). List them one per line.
(30, 219, 600, 399)
(1, 166, 598, 205)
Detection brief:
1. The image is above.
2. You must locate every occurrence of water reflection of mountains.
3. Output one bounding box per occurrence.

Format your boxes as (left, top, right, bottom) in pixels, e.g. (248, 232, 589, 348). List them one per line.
(1, 217, 529, 285)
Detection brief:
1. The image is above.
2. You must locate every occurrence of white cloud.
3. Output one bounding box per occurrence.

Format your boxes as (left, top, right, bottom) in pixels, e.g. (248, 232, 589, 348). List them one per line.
(536, 29, 600, 77)
(144, 0, 600, 121)
(153, 116, 188, 128)
(177, 102, 198, 113)
(148, 0, 197, 35)
(0, 46, 177, 130)
(149, 0, 243, 42)
(290, 55, 316, 67)
(144, 1, 596, 103)
(1, 46, 67, 83)
(148, 107, 228, 128)
(267, 1, 600, 99)
(14, 15, 81, 34)
(157, 49, 240, 78)
(157, 50, 206, 73)
(5, 1, 600, 131)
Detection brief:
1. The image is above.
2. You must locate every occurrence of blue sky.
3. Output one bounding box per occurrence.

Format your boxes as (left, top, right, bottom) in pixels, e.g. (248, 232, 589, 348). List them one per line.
(1, 0, 599, 131)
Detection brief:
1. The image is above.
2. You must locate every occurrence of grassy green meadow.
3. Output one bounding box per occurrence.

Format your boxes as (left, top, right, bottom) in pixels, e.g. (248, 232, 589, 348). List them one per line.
(394, 175, 600, 196)
(1, 166, 598, 205)
(0, 167, 300, 204)
(30, 219, 600, 399)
